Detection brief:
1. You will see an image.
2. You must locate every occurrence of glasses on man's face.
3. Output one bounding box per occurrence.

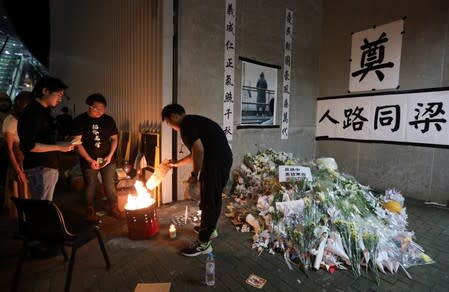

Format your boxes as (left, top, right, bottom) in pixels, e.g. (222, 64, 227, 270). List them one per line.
(89, 106, 106, 113)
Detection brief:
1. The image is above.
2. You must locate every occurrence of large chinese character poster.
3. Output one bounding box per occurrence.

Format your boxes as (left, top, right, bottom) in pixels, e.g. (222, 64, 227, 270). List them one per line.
(349, 19, 404, 92)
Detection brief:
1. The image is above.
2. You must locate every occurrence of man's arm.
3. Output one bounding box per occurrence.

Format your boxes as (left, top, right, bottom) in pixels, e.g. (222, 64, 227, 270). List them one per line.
(103, 134, 118, 166)
(171, 154, 192, 167)
(169, 139, 204, 174)
(30, 143, 73, 153)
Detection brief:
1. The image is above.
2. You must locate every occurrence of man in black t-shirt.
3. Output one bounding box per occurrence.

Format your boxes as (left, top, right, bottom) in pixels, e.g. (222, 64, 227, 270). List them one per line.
(18, 76, 74, 201)
(71, 93, 124, 220)
(162, 104, 233, 257)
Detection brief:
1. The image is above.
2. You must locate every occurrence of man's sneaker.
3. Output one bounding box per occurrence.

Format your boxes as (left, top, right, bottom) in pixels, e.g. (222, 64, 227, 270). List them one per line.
(181, 240, 212, 257)
(193, 226, 218, 239)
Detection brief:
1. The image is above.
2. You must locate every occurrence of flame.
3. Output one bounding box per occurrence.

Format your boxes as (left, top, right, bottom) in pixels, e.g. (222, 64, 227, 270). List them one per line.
(125, 180, 156, 210)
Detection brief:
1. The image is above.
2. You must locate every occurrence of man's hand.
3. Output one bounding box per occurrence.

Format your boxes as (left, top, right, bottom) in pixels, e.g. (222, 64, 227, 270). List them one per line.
(168, 160, 178, 168)
(102, 154, 113, 168)
(58, 143, 74, 152)
(89, 159, 101, 170)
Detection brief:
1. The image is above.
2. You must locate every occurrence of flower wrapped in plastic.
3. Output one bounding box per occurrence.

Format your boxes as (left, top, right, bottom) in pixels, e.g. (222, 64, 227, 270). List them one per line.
(225, 149, 434, 283)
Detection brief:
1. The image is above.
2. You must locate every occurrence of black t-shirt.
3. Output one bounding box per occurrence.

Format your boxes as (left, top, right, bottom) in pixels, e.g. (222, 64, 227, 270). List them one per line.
(18, 99, 59, 169)
(180, 115, 232, 168)
(71, 112, 118, 168)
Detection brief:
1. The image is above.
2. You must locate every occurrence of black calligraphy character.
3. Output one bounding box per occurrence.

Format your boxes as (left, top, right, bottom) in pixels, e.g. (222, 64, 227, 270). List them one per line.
(227, 3, 235, 17)
(284, 99, 289, 108)
(285, 55, 291, 67)
(225, 74, 234, 86)
(224, 108, 232, 119)
(284, 84, 289, 93)
(351, 32, 394, 82)
(318, 109, 340, 124)
(284, 70, 290, 81)
(224, 92, 233, 103)
(226, 21, 235, 34)
(286, 26, 291, 36)
(287, 12, 293, 24)
(374, 105, 400, 132)
(281, 127, 288, 135)
(225, 40, 234, 51)
(285, 41, 291, 51)
(225, 58, 234, 68)
(223, 126, 232, 136)
(409, 102, 447, 133)
(283, 112, 288, 123)
(343, 106, 368, 131)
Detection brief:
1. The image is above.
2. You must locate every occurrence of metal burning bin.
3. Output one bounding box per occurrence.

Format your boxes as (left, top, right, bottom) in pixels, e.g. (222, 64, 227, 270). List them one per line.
(125, 203, 160, 240)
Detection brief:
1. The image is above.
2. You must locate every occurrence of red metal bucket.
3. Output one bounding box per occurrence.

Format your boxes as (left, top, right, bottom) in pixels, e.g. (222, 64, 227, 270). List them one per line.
(125, 204, 159, 240)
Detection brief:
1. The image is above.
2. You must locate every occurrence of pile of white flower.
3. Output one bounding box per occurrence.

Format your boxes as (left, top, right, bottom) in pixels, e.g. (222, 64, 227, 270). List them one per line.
(227, 149, 433, 282)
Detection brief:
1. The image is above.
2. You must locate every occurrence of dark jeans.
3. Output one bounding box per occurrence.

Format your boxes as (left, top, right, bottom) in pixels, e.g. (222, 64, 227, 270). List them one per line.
(198, 159, 232, 243)
(82, 163, 117, 207)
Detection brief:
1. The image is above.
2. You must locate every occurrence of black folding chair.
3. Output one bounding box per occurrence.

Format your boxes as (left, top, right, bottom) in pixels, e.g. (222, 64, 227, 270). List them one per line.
(11, 197, 110, 292)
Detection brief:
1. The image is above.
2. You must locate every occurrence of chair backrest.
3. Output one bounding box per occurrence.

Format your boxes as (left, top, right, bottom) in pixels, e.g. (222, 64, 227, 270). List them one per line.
(11, 197, 72, 244)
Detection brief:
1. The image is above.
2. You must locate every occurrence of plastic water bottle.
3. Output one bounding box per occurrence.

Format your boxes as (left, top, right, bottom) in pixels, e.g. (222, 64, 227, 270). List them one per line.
(205, 253, 215, 286)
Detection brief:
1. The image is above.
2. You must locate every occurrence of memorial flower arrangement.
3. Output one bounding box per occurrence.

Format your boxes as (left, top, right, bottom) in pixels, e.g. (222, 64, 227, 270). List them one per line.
(227, 149, 434, 282)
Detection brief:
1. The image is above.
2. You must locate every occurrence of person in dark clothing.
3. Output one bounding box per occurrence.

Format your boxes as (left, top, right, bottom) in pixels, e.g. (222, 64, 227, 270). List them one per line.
(18, 76, 74, 201)
(256, 72, 268, 116)
(71, 93, 124, 220)
(56, 106, 72, 141)
(161, 104, 233, 257)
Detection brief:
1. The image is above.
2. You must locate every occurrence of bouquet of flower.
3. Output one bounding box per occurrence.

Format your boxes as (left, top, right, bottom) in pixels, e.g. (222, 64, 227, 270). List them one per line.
(226, 149, 434, 284)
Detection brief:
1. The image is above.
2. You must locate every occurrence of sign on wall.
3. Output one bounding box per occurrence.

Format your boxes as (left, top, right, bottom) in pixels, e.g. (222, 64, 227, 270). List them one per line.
(281, 9, 294, 139)
(223, 0, 236, 141)
(316, 89, 449, 146)
(349, 19, 404, 92)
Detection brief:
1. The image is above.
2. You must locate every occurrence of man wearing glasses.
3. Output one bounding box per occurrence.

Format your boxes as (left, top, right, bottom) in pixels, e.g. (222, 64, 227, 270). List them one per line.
(71, 93, 125, 220)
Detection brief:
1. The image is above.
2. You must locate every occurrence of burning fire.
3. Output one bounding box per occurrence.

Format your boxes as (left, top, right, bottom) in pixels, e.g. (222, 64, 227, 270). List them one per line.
(125, 181, 156, 210)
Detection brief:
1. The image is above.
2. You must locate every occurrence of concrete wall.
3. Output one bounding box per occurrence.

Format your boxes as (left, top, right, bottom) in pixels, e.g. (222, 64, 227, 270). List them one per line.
(317, 0, 449, 202)
(176, 0, 321, 198)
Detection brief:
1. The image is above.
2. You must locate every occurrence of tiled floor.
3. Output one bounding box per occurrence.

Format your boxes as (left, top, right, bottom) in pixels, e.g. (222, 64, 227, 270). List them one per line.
(0, 184, 448, 292)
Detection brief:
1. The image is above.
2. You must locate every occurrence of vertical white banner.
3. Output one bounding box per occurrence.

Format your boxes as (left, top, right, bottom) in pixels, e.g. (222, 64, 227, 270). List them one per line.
(281, 9, 293, 140)
(349, 19, 404, 92)
(223, 0, 236, 141)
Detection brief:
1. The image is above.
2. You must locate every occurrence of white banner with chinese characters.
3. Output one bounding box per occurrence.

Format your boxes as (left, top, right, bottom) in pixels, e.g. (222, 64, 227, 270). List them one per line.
(279, 165, 313, 182)
(281, 9, 293, 139)
(349, 19, 404, 92)
(316, 89, 449, 146)
(223, 0, 236, 141)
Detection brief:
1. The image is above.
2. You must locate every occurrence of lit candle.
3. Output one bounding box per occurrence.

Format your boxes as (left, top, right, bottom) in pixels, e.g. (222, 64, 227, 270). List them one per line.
(169, 224, 176, 239)
(185, 205, 188, 224)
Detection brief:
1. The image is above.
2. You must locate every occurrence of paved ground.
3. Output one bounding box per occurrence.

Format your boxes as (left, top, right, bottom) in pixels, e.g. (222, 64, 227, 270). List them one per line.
(0, 183, 448, 292)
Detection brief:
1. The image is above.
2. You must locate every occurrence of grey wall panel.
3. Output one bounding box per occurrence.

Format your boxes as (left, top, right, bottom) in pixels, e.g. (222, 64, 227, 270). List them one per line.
(50, 0, 163, 133)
